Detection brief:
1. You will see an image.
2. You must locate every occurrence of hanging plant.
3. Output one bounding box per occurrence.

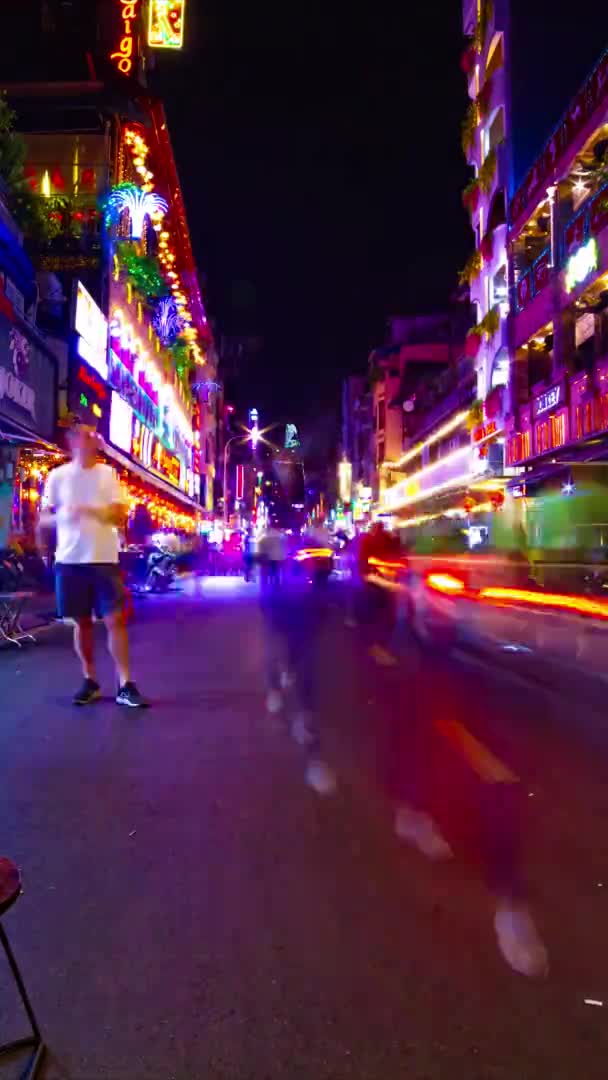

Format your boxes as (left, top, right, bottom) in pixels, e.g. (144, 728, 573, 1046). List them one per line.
(477, 78, 493, 120)
(459, 248, 482, 286)
(461, 101, 478, 157)
(462, 177, 480, 213)
(478, 148, 497, 193)
(482, 304, 500, 338)
(115, 241, 169, 300)
(467, 398, 484, 431)
(480, 229, 494, 261)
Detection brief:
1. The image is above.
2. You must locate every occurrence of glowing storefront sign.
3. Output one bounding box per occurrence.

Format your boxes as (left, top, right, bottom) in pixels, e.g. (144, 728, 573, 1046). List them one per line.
(565, 237, 598, 293)
(338, 460, 352, 503)
(109, 392, 133, 452)
(110, 0, 140, 76)
(533, 383, 561, 419)
(74, 281, 108, 380)
(148, 0, 186, 50)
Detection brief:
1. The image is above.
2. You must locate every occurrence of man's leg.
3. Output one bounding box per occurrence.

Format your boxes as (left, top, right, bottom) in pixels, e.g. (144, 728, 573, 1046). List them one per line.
(104, 609, 130, 687)
(73, 617, 96, 680)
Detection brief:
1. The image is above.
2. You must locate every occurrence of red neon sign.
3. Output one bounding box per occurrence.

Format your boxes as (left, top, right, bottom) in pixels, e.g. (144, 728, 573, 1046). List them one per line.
(110, 0, 140, 76)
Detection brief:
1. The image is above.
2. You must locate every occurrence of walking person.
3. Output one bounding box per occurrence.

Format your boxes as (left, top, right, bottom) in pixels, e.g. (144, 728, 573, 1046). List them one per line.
(258, 529, 336, 795)
(41, 419, 148, 707)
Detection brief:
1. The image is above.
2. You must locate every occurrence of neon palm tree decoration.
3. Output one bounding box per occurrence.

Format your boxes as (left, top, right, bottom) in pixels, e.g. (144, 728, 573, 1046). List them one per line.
(106, 183, 168, 240)
(152, 296, 186, 345)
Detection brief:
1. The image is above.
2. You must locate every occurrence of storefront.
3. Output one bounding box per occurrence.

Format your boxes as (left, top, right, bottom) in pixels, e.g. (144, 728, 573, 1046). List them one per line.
(0, 308, 59, 546)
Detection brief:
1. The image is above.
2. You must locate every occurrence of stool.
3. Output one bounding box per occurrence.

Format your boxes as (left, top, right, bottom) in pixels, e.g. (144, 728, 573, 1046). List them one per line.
(0, 858, 45, 1078)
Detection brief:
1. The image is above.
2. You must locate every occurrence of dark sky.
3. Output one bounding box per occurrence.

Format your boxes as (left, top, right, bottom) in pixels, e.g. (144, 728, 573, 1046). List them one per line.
(152, 3, 471, 432)
(152, 3, 608, 437)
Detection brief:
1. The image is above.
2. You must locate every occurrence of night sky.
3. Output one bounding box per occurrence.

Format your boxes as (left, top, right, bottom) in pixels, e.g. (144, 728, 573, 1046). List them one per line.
(152, 3, 608, 444)
(152, 3, 471, 437)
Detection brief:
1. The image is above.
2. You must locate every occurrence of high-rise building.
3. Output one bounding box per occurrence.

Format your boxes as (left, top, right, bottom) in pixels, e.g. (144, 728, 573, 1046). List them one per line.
(1, 0, 219, 536)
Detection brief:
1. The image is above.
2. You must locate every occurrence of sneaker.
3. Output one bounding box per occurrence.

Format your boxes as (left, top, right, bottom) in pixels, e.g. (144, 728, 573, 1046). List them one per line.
(266, 689, 283, 715)
(395, 807, 453, 860)
(305, 759, 337, 796)
(73, 678, 101, 706)
(116, 682, 149, 708)
(494, 905, 549, 978)
(291, 712, 317, 747)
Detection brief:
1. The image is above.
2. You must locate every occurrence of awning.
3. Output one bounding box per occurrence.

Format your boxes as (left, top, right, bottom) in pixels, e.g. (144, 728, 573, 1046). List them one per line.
(102, 440, 201, 513)
(0, 416, 60, 452)
(507, 437, 608, 490)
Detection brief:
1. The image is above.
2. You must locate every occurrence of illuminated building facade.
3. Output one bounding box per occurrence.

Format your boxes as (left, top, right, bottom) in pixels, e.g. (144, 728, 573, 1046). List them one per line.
(505, 49, 608, 476)
(2, 0, 218, 537)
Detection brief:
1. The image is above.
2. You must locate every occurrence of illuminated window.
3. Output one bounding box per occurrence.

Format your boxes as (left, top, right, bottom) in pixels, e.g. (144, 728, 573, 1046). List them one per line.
(486, 33, 504, 78)
(576, 405, 583, 439)
(599, 394, 608, 430)
(536, 422, 549, 454)
(522, 431, 531, 459)
(551, 412, 566, 448)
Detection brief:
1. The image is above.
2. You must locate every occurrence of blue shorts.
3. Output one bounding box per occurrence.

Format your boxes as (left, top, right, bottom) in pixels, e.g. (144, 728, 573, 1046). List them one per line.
(55, 564, 125, 621)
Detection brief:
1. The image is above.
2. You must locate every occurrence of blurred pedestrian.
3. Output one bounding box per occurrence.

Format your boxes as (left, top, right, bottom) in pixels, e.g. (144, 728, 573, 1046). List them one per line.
(41, 419, 148, 708)
(258, 528, 336, 795)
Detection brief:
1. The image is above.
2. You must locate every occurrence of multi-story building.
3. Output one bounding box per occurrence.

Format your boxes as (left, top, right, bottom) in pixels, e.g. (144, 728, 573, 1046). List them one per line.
(505, 50, 608, 488)
(1, 0, 218, 538)
(460, 0, 511, 443)
(0, 186, 60, 546)
(341, 375, 374, 522)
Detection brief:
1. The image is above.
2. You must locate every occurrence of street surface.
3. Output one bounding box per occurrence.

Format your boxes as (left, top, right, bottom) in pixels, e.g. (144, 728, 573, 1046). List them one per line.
(1, 577, 608, 1079)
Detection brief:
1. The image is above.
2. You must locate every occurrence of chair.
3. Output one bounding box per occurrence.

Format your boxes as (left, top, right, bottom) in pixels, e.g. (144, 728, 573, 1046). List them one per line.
(0, 592, 36, 647)
(0, 858, 45, 1078)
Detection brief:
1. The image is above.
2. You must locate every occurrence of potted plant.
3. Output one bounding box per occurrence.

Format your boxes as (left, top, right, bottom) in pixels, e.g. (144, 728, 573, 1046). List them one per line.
(462, 177, 480, 212)
(461, 101, 479, 157)
(482, 304, 500, 339)
(467, 398, 484, 431)
(459, 249, 482, 286)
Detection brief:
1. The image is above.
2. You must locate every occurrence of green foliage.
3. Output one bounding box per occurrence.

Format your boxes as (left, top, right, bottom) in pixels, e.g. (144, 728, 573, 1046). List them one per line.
(461, 101, 478, 157)
(478, 148, 497, 193)
(459, 249, 482, 285)
(0, 93, 48, 244)
(116, 242, 169, 300)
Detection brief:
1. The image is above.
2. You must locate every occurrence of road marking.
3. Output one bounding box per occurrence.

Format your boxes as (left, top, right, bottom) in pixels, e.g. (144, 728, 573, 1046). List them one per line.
(369, 644, 397, 667)
(435, 717, 519, 785)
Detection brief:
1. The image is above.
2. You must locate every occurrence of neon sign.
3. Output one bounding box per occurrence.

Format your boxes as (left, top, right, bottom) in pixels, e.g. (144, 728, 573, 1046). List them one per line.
(74, 281, 108, 380)
(148, 1, 186, 50)
(533, 384, 561, 418)
(565, 237, 598, 293)
(110, 0, 140, 76)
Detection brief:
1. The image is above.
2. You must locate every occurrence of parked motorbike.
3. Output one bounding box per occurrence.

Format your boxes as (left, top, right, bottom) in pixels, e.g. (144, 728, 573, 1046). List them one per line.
(145, 547, 176, 592)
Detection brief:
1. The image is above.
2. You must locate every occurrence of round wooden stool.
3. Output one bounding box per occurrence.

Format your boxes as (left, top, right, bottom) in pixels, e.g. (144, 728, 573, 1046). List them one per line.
(0, 858, 45, 1078)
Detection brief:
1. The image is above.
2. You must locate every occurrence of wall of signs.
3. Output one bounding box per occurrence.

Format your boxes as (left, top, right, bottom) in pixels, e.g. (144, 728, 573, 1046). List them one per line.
(0, 311, 56, 441)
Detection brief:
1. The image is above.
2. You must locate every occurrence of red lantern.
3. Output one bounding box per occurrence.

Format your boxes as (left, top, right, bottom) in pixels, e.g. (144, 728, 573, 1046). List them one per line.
(460, 45, 476, 75)
(81, 167, 95, 191)
(463, 495, 476, 513)
(50, 167, 65, 191)
(490, 490, 505, 510)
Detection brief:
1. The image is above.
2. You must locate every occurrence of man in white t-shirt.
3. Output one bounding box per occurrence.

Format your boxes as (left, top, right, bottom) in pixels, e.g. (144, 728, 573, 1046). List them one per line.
(41, 419, 148, 707)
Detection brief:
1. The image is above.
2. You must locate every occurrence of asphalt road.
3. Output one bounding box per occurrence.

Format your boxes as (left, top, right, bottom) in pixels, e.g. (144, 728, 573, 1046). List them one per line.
(1, 576, 607, 1079)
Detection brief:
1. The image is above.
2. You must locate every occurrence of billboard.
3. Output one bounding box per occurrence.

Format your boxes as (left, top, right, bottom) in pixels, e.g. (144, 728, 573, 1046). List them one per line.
(148, 1, 186, 50)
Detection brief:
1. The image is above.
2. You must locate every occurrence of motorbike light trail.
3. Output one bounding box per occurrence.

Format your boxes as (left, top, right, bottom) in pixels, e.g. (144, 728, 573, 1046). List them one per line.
(425, 572, 466, 595)
(479, 587, 608, 621)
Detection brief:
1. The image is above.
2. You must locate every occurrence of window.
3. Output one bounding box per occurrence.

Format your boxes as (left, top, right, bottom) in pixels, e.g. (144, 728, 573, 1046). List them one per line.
(377, 440, 384, 464)
(551, 412, 566, 448)
(599, 394, 608, 430)
(491, 267, 508, 309)
(488, 107, 505, 152)
(576, 405, 583, 439)
(486, 33, 504, 79)
(536, 421, 550, 454)
(376, 399, 385, 433)
(522, 431, 531, 459)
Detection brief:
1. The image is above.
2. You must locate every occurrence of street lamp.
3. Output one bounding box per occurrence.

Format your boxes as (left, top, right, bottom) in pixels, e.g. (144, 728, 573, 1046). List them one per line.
(223, 428, 260, 524)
